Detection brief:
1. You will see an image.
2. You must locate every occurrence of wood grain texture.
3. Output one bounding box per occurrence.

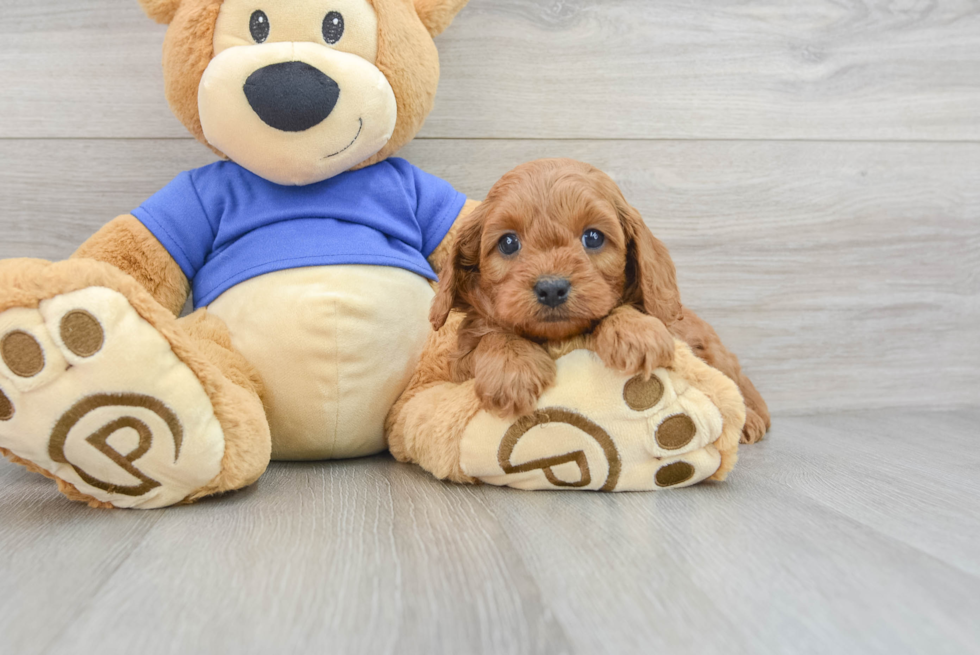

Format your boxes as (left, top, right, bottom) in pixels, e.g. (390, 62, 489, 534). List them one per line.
(484, 416, 980, 655)
(0, 470, 163, 654)
(1, 0, 979, 140)
(2, 1, 978, 654)
(40, 462, 571, 655)
(743, 410, 980, 577)
(1, 137, 977, 414)
(1, 409, 978, 655)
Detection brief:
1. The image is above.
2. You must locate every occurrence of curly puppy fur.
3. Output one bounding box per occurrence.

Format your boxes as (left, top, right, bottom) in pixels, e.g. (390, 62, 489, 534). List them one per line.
(431, 159, 770, 443)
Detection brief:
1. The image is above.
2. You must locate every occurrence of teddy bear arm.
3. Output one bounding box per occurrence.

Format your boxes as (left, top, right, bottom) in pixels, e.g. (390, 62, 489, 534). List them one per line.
(72, 215, 190, 316)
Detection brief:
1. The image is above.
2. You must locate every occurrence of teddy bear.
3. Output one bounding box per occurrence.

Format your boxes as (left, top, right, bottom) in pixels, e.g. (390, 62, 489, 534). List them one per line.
(0, 0, 763, 509)
(0, 0, 478, 508)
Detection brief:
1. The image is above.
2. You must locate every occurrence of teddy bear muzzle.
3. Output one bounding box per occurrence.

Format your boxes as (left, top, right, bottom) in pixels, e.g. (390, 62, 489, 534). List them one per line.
(198, 41, 397, 187)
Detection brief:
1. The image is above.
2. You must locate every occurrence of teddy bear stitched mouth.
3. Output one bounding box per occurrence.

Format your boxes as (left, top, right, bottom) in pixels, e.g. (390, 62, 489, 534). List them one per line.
(323, 118, 364, 159)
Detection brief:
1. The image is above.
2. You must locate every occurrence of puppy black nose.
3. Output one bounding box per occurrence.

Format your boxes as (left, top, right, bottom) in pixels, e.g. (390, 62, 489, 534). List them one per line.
(244, 61, 340, 132)
(534, 277, 571, 308)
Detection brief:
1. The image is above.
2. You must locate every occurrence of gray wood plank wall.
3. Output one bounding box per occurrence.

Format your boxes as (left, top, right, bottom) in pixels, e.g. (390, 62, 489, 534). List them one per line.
(0, 0, 978, 414)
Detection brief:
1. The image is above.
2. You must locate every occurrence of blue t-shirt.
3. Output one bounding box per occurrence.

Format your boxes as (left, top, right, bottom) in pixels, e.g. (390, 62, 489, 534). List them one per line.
(132, 158, 467, 308)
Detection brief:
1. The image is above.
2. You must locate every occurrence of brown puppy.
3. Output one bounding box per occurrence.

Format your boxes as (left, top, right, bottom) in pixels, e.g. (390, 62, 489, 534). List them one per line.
(431, 159, 770, 444)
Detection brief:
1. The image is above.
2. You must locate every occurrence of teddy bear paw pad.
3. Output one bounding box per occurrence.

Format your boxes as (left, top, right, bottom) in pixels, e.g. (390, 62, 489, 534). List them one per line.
(459, 349, 727, 492)
(0, 288, 225, 508)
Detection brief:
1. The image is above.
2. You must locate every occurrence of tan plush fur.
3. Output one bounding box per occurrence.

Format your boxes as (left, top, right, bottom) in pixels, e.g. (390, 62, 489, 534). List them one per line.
(667, 343, 745, 480)
(670, 309, 771, 444)
(0, 258, 272, 502)
(140, 0, 184, 23)
(354, 0, 448, 169)
(386, 311, 480, 483)
(0, 446, 115, 509)
(161, 0, 224, 152)
(72, 215, 191, 316)
(142, 0, 463, 167)
(542, 335, 744, 480)
(413, 0, 470, 36)
(2, 0, 472, 507)
(540, 333, 744, 476)
(175, 309, 272, 499)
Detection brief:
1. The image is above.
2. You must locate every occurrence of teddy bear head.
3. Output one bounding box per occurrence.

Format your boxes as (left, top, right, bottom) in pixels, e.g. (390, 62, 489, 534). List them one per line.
(139, 0, 468, 185)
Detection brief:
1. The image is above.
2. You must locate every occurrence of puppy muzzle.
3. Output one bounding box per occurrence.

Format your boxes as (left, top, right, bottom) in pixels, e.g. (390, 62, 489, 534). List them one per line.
(534, 277, 572, 308)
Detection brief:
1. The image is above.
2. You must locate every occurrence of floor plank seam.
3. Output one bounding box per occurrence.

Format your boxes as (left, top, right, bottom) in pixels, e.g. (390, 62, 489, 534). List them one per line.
(459, 485, 579, 655)
(36, 513, 166, 655)
(736, 467, 980, 583)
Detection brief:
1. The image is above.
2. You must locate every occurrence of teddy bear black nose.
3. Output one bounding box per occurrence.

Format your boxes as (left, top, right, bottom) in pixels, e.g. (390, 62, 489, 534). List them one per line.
(534, 277, 571, 308)
(244, 61, 340, 132)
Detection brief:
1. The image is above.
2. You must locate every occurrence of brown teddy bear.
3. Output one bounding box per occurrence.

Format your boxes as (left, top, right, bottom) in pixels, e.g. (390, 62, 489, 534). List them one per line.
(0, 0, 759, 508)
(0, 0, 476, 508)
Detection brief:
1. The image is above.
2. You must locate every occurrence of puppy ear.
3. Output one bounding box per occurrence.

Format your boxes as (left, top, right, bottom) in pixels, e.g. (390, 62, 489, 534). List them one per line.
(620, 203, 683, 326)
(414, 0, 470, 37)
(138, 0, 183, 24)
(429, 207, 484, 330)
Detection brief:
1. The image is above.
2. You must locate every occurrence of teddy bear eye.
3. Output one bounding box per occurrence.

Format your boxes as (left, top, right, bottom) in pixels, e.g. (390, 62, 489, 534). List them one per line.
(498, 233, 521, 257)
(249, 10, 270, 43)
(322, 11, 345, 44)
(582, 229, 605, 250)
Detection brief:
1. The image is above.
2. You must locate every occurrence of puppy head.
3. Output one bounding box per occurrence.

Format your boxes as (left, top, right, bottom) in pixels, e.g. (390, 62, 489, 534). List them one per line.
(431, 159, 681, 341)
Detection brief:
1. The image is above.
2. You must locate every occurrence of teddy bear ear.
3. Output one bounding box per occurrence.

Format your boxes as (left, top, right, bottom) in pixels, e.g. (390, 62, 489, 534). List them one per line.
(413, 0, 470, 37)
(137, 0, 184, 24)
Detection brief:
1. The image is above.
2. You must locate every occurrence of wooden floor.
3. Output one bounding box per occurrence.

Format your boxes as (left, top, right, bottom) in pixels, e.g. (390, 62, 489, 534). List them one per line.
(1, 0, 979, 653)
(1, 409, 978, 655)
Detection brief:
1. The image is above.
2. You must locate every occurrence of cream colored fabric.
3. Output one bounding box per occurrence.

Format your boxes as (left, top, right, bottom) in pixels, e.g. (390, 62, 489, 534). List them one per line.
(199, 39, 397, 186)
(459, 345, 732, 492)
(214, 0, 380, 64)
(0, 288, 225, 509)
(208, 265, 433, 460)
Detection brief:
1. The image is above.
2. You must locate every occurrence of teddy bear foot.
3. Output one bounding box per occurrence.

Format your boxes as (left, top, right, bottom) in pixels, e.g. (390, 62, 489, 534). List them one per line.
(458, 343, 746, 492)
(0, 262, 267, 509)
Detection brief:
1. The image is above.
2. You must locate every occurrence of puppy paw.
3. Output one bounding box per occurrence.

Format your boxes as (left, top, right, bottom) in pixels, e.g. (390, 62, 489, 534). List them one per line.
(593, 310, 674, 378)
(475, 354, 557, 418)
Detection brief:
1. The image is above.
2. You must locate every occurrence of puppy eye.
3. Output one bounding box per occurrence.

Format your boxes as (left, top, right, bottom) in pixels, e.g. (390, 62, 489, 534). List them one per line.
(322, 11, 345, 44)
(249, 10, 270, 43)
(498, 233, 521, 257)
(582, 229, 605, 250)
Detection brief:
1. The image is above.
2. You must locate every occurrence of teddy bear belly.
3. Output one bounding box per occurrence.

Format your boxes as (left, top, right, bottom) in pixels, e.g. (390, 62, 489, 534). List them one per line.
(207, 265, 434, 460)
